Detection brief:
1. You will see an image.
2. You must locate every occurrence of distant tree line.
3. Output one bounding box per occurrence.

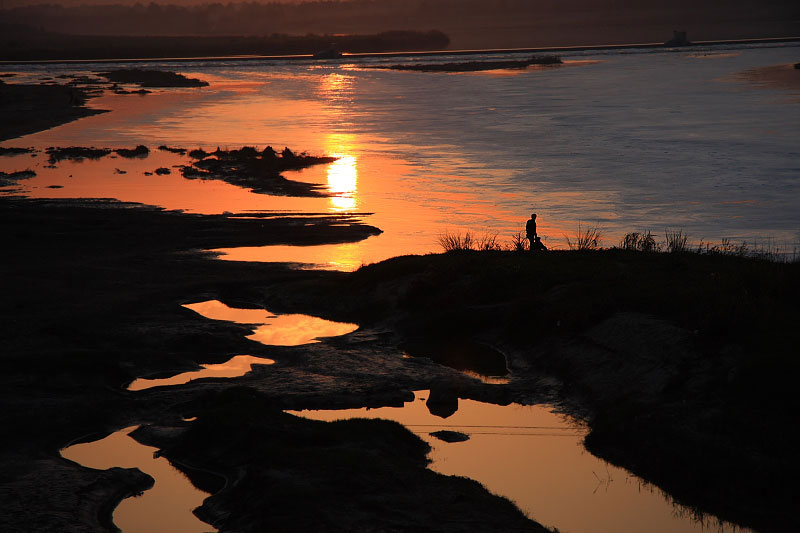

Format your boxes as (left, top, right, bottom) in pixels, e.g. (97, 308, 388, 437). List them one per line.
(1, 0, 797, 51)
(2, 0, 797, 37)
(0, 27, 450, 61)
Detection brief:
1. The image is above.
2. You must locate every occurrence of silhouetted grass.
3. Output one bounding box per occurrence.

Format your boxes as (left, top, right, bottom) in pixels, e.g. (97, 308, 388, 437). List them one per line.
(565, 222, 603, 250)
(620, 231, 659, 252)
(437, 231, 502, 251)
(664, 228, 689, 253)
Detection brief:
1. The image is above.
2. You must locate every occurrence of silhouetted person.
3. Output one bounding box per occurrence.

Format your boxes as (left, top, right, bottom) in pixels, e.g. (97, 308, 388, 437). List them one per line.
(531, 236, 548, 251)
(525, 213, 537, 250)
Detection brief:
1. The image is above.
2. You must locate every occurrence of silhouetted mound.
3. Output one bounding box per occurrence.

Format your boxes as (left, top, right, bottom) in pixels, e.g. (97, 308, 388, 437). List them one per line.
(0, 147, 34, 156)
(430, 430, 470, 443)
(154, 167, 171, 175)
(114, 145, 150, 158)
(370, 55, 562, 72)
(181, 146, 337, 196)
(98, 69, 209, 88)
(0, 81, 107, 142)
(131, 389, 544, 531)
(158, 145, 187, 155)
(46, 146, 111, 164)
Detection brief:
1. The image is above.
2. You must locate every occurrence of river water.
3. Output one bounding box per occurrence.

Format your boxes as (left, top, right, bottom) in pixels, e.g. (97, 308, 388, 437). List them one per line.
(3, 42, 799, 268)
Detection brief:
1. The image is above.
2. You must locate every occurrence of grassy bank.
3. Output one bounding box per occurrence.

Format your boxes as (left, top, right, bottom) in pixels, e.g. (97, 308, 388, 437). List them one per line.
(264, 248, 799, 531)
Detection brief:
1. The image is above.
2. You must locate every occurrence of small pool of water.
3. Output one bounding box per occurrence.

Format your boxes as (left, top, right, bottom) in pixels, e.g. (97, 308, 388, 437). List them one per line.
(128, 355, 275, 391)
(61, 426, 215, 533)
(291, 391, 749, 533)
(183, 300, 358, 345)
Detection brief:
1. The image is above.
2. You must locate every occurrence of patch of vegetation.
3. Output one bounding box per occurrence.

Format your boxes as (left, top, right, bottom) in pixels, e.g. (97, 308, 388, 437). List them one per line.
(437, 231, 502, 251)
(114, 145, 149, 158)
(180, 146, 337, 196)
(565, 222, 603, 250)
(620, 230, 659, 251)
(0, 146, 34, 156)
(98, 69, 209, 88)
(157, 145, 187, 155)
(46, 146, 111, 163)
(0, 169, 36, 187)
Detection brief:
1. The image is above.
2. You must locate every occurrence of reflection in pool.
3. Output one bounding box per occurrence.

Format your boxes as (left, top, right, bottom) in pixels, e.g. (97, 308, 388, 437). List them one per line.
(61, 426, 215, 533)
(291, 391, 748, 533)
(183, 300, 358, 345)
(128, 355, 275, 391)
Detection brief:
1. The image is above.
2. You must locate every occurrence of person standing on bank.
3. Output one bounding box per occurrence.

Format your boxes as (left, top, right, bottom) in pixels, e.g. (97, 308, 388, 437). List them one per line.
(525, 213, 537, 250)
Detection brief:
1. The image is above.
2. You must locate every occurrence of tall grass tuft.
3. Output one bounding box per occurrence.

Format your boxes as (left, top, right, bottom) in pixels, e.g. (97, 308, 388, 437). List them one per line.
(566, 222, 603, 250)
(664, 229, 689, 253)
(510, 232, 527, 252)
(476, 233, 502, 251)
(438, 231, 473, 251)
(438, 231, 502, 252)
(621, 231, 659, 252)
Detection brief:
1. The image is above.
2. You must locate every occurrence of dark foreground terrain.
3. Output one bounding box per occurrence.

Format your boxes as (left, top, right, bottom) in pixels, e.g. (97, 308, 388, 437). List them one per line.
(1, 189, 798, 531)
(0, 196, 549, 532)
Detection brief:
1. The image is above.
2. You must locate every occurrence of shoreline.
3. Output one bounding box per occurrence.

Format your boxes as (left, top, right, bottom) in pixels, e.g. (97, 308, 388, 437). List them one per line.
(2, 36, 798, 66)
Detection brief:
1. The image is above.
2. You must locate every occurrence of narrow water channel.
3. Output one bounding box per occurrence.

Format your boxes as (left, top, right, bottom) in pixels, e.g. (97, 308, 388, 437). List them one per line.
(61, 427, 215, 533)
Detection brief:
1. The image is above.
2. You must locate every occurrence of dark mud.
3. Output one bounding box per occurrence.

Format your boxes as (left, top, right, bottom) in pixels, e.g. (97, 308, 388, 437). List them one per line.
(99, 68, 209, 88)
(0, 80, 107, 142)
(368, 54, 562, 72)
(181, 145, 338, 196)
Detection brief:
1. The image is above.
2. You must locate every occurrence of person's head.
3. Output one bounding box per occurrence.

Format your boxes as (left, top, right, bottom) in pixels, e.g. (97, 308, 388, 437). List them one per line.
(535, 236, 541, 242)
(531, 213, 537, 220)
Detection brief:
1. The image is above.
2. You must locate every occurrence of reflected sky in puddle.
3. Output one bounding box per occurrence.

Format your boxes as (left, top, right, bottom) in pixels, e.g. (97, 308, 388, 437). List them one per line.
(61, 426, 215, 533)
(183, 300, 358, 345)
(292, 391, 748, 533)
(128, 355, 275, 391)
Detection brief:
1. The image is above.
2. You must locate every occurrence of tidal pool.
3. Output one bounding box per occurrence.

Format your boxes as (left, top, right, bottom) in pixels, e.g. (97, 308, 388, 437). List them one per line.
(291, 391, 749, 533)
(61, 426, 215, 533)
(183, 300, 358, 345)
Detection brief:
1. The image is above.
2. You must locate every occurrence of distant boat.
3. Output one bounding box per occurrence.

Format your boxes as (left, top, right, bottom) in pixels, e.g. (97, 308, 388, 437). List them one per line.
(664, 30, 691, 47)
(314, 44, 343, 60)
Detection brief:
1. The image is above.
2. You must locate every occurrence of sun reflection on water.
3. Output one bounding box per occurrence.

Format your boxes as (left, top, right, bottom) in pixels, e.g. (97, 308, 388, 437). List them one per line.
(327, 154, 358, 211)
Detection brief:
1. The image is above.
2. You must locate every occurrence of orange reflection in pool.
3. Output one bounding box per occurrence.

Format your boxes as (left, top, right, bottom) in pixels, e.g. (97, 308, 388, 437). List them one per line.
(292, 391, 747, 533)
(128, 355, 275, 391)
(61, 426, 214, 533)
(183, 300, 358, 345)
